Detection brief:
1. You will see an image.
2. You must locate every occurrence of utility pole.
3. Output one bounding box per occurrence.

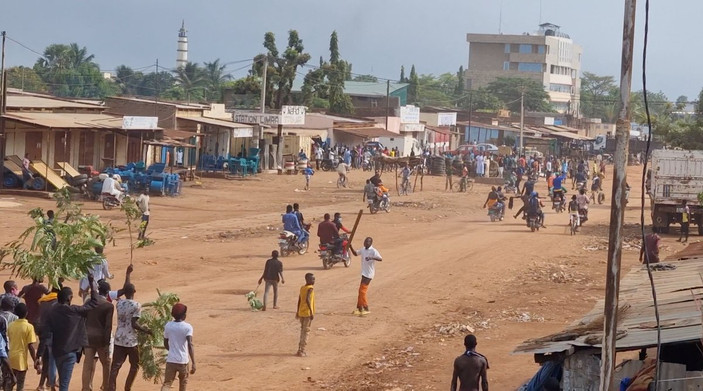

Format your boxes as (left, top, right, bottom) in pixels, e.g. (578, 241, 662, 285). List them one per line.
(599, 0, 636, 390)
(468, 90, 473, 144)
(385, 80, 390, 130)
(519, 90, 524, 155)
(255, 57, 268, 150)
(0, 31, 6, 191)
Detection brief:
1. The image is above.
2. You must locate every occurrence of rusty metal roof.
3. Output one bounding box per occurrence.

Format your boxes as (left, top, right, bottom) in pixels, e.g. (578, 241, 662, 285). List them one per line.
(514, 255, 703, 356)
(3, 112, 159, 130)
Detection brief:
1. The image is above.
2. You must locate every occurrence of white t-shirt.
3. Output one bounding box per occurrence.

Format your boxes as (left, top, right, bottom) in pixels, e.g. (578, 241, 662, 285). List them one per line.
(164, 320, 194, 364)
(79, 257, 111, 291)
(359, 246, 382, 279)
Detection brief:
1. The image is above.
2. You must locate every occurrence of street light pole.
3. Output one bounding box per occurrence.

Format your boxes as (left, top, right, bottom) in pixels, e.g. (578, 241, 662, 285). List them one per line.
(519, 90, 524, 155)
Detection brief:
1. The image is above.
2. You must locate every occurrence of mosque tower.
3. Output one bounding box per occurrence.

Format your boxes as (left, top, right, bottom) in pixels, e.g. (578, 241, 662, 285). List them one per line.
(176, 20, 188, 69)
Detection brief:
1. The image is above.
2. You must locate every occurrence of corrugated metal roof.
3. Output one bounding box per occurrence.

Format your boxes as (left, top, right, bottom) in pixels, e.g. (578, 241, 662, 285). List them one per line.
(2, 112, 158, 130)
(334, 126, 398, 138)
(108, 96, 208, 110)
(290, 79, 408, 97)
(176, 116, 252, 129)
(7, 95, 103, 110)
(514, 255, 703, 356)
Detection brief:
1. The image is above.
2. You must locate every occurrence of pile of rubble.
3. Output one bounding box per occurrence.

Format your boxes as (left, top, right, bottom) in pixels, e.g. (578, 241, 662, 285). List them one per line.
(523, 262, 589, 284)
(391, 201, 438, 210)
(499, 309, 545, 323)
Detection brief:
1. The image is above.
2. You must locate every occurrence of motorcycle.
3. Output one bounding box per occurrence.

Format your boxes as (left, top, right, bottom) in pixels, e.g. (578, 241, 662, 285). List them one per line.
(320, 158, 340, 172)
(368, 193, 391, 214)
(362, 159, 373, 172)
(527, 213, 541, 232)
(318, 234, 351, 269)
(503, 182, 517, 194)
(488, 201, 504, 222)
(278, 230, 309, 256)
(101, 193, 122, 210)
(552, 192, 566, 213)
(578, 208, 589, 226)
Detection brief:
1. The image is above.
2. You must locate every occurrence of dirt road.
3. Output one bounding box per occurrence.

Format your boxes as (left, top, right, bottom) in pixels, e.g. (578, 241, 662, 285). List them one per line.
(0, 165, 679, 390)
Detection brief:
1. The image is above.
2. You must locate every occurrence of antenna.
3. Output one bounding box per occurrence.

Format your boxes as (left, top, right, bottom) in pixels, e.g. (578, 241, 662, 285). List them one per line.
(499, 0, 503, 34)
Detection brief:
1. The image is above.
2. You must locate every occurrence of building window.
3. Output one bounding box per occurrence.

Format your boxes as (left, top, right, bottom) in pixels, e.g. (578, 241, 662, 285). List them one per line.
(538, 45, 545, 54)
(504, 43, 510, 54)
(519, 44, 532, 54)
(549, 83, 572, 93)
(503, 61, 510, 71)
(518, 62, 543, 72)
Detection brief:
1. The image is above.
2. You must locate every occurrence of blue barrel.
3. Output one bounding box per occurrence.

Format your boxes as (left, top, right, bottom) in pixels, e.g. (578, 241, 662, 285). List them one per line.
(149, 179, 164, 195)
(31, 177, 46, 190)
(3, 174, 18, 188)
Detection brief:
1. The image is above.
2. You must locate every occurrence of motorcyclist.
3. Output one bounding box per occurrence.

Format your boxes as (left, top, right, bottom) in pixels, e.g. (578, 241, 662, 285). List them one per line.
(521, 175, 536, 197)
(282, 204, 308, 244)
(373, 183, 390, 208)
(483, 186, 502, 215)
(332, 212, 350, 255)
(293, 203, 311, 231)
(370, 170, 382, 187)
(101, 173, 124, 201)
(568, 194, 580, 228)
(552, 172, 566, 208)
(527, 191, 546, 228)
(574, 170, 588, 190)
(576, 188, 590, 225)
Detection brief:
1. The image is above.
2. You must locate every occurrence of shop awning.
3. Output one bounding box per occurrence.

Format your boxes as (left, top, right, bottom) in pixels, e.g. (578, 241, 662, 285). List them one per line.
(333, 127, 398, 138)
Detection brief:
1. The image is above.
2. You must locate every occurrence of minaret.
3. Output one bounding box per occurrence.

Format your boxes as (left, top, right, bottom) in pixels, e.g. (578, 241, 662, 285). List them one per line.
(177, 20, 188, 69)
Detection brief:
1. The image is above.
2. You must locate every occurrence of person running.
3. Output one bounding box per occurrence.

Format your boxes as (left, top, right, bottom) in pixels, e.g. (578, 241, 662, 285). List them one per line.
(161, 303, 196, 391)
(108, 283, 151, 391)
(450, 334, 488, 391)
(8, 303, 40, 391)
(295, 274, 315, 357)
(678, 200, 690, 243)
(81, 280, 115, 391)
(258, 251, 285, 311)
(302, 165, 314, 190)
(351, 237, 382, 316)
(136, 189, 150, 240)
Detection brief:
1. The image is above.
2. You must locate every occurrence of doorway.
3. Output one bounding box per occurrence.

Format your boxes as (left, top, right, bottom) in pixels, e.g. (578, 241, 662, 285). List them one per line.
(25, 132, 43, 160)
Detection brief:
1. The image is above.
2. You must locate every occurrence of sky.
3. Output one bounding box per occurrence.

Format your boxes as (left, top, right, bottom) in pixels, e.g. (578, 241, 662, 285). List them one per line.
(1, 0, 701, 100)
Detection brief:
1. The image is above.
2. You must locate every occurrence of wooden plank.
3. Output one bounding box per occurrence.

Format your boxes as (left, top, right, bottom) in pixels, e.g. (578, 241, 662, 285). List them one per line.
(3, 160, 23, 176)
(56, 162, 80, 177)
(30, 160, 69, 190)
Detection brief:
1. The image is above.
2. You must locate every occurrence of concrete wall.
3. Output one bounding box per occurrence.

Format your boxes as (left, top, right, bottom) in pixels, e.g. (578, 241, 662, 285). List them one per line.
(105, 98, 179, 129)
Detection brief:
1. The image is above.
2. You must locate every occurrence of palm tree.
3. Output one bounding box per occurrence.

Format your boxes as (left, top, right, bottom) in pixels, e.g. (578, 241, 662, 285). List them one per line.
(203, 59, 230, 102)
(67, 43, 96, 69)
(173, 62, 205, 102)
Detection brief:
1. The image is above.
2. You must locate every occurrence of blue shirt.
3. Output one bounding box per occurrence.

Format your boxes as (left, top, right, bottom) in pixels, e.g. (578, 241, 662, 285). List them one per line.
(553, 175, 565, 189)
(282, 212, 302, 233)
(303, 167, 314, 176)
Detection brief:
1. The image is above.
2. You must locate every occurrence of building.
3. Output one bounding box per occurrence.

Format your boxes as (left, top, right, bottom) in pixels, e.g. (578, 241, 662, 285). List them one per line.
(177, 20, 188, 69)
(465, 23, 583, 116)
(288, 80, 409, 117)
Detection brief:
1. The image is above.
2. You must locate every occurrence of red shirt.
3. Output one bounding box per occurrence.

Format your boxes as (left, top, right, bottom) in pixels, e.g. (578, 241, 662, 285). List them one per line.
(317, 220, 339, 244)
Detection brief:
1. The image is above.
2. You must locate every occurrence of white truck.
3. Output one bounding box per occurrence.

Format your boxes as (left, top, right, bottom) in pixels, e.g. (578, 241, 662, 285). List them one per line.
(375, 135, 422, 157)
(648, 149, 703, 234)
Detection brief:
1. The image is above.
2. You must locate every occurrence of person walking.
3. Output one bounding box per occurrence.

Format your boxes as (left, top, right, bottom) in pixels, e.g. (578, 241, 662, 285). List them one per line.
(678, 200, 690, 243)
(351, 237, 382, 316)
(295, 274, 315, 357)
(161, 303, 195, 391)
(450, 334, 489, 391)
(81, 281, 115, 391)
(107, 283, 151, 391)
(0, 281, 20, 311)
(258, 251, 285, 311)
(136, 189, 150, 240)
(314, 146, 323, 171)
(18, 279, 49, 329)
(35, 285, 60, 391)
(43, 276, 99, 391)
(445, 159, 454, 191)
(8, 303, 40, 391)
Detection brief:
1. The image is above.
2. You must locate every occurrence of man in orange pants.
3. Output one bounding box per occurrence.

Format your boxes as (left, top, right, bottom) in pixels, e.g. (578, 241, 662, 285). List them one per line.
(351, 237, 383, 316)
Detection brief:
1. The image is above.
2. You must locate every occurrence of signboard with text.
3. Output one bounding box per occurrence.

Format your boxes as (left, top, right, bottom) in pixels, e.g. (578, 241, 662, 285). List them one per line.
(400, 123, 425, 133)
(233, 111, 281, 126)
(437, 112, 457, 126)
(122, 116, 158, 130)
(400, 105, 420, 124)
(281, 105, 307, 125)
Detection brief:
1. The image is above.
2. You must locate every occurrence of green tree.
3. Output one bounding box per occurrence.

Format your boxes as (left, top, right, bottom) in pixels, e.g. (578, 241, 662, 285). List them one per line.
(455, 66, 465, 97)
(580, 72, 618, 121)
(415, 73, 458, 107)
(485, 77, 552, 112)
(399, 66, 406, 83)
(352, 74, 378, 82)
(137, 71, 175, 97)
(325, 31, 354, 115)
(675, 95, 688, 111)
(464, 88, 503, 112)
(203, 59, 231, 102)
(114, 65, 145, 96)
(253, 31, 310, 109)
(222, 76, 261, 108)
(172, 62, 205, 102)
(407, 65, 419, 104)
(6, 66, 47, 92)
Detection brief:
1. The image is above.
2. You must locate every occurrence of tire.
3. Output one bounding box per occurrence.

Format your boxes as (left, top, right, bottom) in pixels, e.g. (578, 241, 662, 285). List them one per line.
(343, 254, 351, 267)
(297, 241, 308, 255)
(279, 245, 288, 257)
(102, 198, 113, 210)
(490, 215, 496, 222)
(322, 258, 330, 269)
(530, 224, 536, 232)
(369, 206, 377, 214)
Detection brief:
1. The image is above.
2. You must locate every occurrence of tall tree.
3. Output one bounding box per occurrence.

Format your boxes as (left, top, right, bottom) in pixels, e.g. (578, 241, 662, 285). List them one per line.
(172, 62, 205, 102)
(454, 66, 465, 98)
(253, 31, 310, 109)
(399, 66, 406, 83)
(325, 31, 354, 115)
(407, 65, 419, 104)
(114, 65, 144, 96)
(485, 77, 552, 112)
(6, 66, 47, 92)
(580, 72, 618, 121)
(352, 74, 378, 82)
(203, 59, 230, 102)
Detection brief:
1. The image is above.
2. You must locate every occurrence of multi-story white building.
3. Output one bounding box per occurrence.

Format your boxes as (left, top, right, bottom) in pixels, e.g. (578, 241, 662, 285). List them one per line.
(465, 23, 583, 116)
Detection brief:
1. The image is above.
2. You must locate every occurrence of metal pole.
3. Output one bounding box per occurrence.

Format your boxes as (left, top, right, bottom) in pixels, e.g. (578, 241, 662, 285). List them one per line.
(0, 31, 5, 191)
(385, 80, 390, 130)
(467, 90, 472, 144)
(519, 90, 524, 155)
(599, 0, 636, 390)
(255, 57, 268, 150)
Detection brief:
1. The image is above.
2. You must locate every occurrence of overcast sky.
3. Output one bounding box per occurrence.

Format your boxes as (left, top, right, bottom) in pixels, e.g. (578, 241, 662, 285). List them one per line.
(1, 0, 700, 100)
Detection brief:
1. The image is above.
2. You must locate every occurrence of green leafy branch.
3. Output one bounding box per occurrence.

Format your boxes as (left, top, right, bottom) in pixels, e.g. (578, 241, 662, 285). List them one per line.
(120, 198, 154, 266)
(138, 290, 180, 383)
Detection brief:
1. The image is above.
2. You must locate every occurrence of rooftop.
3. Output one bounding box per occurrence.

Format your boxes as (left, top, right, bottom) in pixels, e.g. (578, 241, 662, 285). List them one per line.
(3, 112, 160, 130)
(290, 79, 408, 97)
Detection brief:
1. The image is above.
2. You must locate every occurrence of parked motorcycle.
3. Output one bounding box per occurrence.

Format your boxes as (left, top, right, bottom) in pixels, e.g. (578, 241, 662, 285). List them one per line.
(368, 193, 391, 214)
(278, 230, 309, 256)
(318, 234, 351, 269)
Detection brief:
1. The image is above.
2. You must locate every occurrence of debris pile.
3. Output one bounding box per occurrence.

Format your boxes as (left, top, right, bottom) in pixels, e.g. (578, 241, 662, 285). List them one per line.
(523, 262, 589, 284)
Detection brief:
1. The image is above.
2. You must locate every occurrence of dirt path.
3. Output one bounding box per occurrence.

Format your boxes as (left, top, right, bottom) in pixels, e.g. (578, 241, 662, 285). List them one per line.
(0, 165, 681, 390)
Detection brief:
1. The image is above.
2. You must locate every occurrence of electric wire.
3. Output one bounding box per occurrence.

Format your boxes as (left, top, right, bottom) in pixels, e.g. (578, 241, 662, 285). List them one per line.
(639, 0, 662, 388)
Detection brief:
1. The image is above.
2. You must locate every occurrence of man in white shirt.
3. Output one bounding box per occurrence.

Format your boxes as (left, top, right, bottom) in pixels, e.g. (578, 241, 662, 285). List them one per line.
(101, 175, 123, 200)
(314, 147, 323, 170)
(351, 237, 382, 316)
(136, 189, 150, 240)
(79, 247, 113, 299)
(161, 303, 195, 391)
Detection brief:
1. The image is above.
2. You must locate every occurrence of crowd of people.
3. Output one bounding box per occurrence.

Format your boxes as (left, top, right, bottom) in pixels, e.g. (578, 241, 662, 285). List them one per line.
(0, 246, 195, 391)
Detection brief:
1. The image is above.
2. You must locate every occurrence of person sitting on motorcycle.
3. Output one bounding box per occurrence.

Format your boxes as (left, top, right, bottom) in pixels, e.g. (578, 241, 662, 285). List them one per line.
(363, 179, 376, 203)
(521, 175, 536, 197)
(568, 194, 580, 228)
(574, 170, 588, 190)
(551, 172, 566, 208)
(282, 204, 308, 244)
(576, 188, 590, 226)
(101, 174, 124, 201)
(483, 186, 500, 211)
(293, 203, 311, 232)
(317, 213, 339, 246)
(373, 183, 390, 206)
(527, 191, 546, 228)
(332, 212, 350, 255)
(370, 170, 382, 187)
